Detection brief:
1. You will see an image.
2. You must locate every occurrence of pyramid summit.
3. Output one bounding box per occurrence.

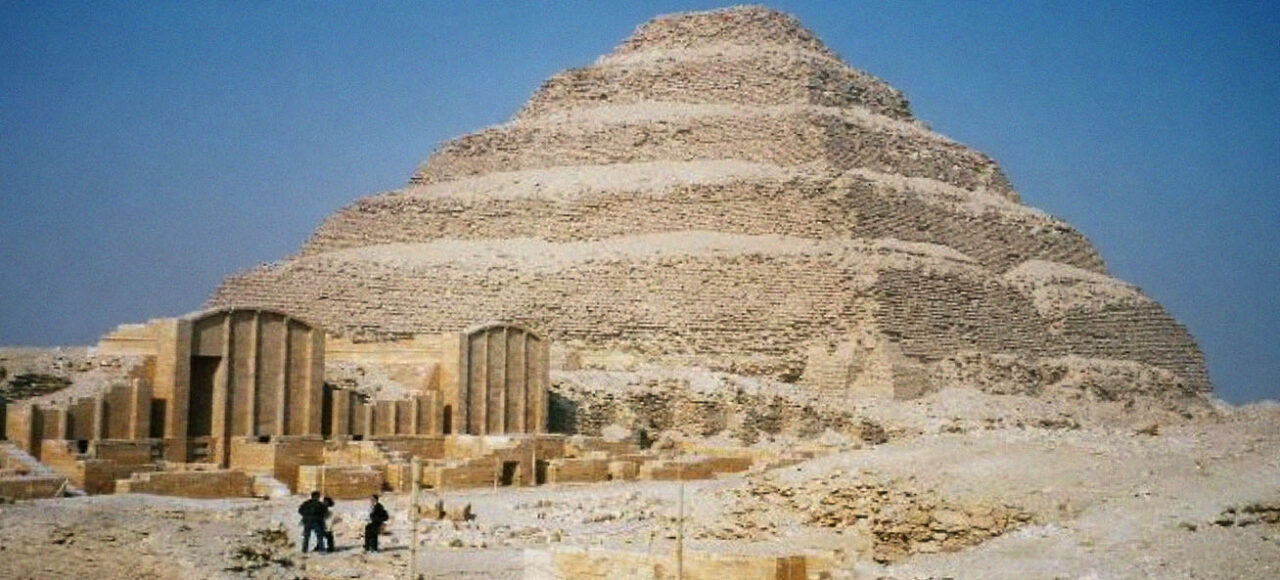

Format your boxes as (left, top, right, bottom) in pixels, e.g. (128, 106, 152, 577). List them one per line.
(511, 4, 914, 124)
(209, 6, 1210, 398)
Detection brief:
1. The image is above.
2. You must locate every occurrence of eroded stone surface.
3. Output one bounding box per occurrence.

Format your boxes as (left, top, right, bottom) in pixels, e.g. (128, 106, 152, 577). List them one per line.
(208, 5, 1209, 399)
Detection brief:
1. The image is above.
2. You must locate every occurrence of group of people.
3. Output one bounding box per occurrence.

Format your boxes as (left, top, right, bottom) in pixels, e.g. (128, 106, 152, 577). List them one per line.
(298, 492, 390, 553)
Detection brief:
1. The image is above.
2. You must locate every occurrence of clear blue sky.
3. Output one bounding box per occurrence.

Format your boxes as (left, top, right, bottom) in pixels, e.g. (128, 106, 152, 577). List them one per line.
(1, 2, 1276, 403)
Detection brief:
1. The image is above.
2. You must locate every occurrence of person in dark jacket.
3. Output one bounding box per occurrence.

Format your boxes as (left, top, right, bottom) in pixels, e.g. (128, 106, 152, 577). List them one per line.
(363, 494, 390, 552)
(298, 491, 329, 553)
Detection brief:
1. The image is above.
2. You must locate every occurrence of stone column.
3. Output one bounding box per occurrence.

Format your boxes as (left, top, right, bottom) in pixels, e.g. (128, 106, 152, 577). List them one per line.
(245, 311, 259, 437)
(510, 330, 527, 433)
(305, 325, 324, 435)
(474, 333, 488, 435)
(93, 395, 107, 440)
(129, 378, 151, 440)
(212, 313, 233, 465)
(335, 390, 352, 437)
(55, 409, 70, 442)
(411, 397, 421, 435)
(276, 318, 290, 436)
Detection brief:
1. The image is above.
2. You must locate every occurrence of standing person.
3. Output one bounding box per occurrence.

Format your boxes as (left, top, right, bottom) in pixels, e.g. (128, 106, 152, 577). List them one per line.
(363, 494, 390, 553)
(298, 491, 328, 553)
(322, 496, 338, 552)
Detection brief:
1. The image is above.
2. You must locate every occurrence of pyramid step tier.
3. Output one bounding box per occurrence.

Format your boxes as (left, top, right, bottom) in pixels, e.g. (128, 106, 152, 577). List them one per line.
(410, 104, 1014, 199)
(303, 164, 1100, 273)
(611, 6, 833, 57)
(210, 233, 1207, 392)
(518, 45, 910, 121)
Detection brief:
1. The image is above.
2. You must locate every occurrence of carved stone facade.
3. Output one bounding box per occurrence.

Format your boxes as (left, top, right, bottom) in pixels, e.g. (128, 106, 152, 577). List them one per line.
(324, 322, 549, 437)
(458, 323, 549, 435)
(94, 307, 325, 464)
(2, 311, 552, 495)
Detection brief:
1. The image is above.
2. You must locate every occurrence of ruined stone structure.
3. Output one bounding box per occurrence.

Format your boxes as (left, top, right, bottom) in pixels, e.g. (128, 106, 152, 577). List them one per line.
(326, 322, 549, 437)
(92, 307, 325, 464)
(207, 6, 1210, 399)
(0, 311, 605, 497)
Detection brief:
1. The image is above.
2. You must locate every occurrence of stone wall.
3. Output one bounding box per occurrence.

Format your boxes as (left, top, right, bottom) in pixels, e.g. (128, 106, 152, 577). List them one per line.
(228, 437, 325, 492)
(296, 465, 383, 499)
(548, 370, 866, 444)
(545, 458, 611, 484)
(115, 469, 255, 498)
(421, 458, 501, 490)
(0, 476, 66, 500)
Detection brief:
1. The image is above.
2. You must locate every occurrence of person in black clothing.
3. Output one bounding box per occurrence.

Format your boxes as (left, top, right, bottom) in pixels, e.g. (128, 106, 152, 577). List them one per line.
(363, 494, 389, 552)
(298, 491, 329, 553)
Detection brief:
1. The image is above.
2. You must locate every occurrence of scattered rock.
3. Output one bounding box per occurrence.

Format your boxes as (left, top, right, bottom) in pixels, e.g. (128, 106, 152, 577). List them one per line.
(1135, 423, 1160, 436)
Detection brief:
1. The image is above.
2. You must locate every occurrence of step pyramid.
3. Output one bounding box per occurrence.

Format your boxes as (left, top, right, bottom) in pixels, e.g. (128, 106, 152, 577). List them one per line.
(209, 6, 1208, 397)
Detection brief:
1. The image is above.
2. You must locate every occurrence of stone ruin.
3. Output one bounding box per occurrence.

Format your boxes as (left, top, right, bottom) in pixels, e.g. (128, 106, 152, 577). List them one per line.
(206, 5, 1210, 405)
(0, 307, 774, 501)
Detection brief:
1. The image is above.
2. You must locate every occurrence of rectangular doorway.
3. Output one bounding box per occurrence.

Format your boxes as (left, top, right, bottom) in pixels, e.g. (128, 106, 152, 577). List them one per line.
(187, 355, 219, 439)
(499, 461, 520, 486)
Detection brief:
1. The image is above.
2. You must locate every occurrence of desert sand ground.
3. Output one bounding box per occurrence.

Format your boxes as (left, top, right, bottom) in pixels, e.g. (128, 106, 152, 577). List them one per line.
(1, 390, 1276, 579)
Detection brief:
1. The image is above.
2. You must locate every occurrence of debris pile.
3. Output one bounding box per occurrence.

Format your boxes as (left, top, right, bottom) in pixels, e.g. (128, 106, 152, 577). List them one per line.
(716, 470, 1030, 562)
(225, 525, 295, 574)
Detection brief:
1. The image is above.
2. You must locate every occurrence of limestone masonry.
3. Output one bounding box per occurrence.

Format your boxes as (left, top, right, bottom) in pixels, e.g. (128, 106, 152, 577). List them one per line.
(208, 6, 1208, 398)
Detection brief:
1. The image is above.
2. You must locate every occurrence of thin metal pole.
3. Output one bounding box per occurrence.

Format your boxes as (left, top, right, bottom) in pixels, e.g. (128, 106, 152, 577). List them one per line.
(676, 461, 685, 580)
(409, 456, 421, 580)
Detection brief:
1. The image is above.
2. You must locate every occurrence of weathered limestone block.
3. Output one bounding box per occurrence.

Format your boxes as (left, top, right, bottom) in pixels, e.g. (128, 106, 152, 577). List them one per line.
(296, 465, 383, 499)
(115, 469, 255, 498)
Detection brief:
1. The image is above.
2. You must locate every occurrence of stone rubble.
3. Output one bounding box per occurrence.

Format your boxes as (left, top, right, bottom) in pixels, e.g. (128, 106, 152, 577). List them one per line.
(712, 469, 1030, 563)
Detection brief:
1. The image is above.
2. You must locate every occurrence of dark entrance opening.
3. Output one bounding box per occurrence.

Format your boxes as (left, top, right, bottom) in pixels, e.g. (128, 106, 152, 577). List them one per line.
(188, 356, 220, 438)
(320, 383, 334, 438)
(150, 400, 166, 438)
(442, 405, 453, 435)
(535, 459, 549, 485)
(499, 461, 520, 486)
